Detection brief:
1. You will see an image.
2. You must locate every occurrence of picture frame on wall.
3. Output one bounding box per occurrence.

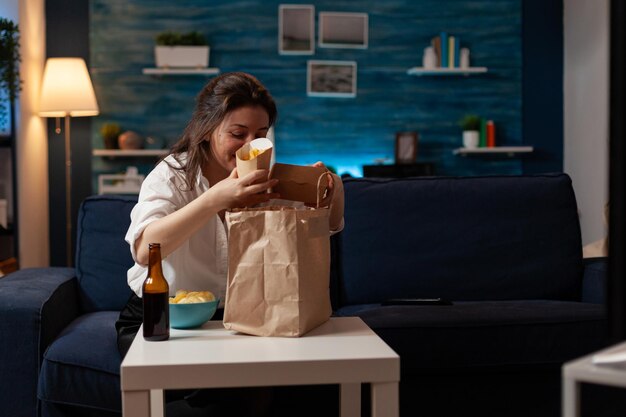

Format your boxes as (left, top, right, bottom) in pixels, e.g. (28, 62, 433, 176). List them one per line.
(278, 4, 315, 55)
(307, 60, 357, 98)
(395, 131, 419, 164)
(318, 12, 368, 49)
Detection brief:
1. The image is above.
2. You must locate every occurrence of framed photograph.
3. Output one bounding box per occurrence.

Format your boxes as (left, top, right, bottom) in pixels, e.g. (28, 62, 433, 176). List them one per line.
(307, 60, 357, 98)
(395, 131, 419, 164)
(278, 5, 315, 55)
(318, 12, 368, 49)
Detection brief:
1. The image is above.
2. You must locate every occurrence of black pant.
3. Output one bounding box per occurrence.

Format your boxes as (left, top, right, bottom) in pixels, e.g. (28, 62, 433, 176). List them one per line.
(114, 294, 271, 417)
(115, 293, 143, 358)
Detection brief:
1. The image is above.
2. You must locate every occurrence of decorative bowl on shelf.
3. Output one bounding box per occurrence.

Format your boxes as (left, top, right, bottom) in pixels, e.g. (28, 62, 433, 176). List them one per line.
(118, 131, 144, 150)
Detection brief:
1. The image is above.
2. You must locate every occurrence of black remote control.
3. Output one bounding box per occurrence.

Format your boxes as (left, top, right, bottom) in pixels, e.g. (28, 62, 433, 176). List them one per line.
(381, 298, 453, 306)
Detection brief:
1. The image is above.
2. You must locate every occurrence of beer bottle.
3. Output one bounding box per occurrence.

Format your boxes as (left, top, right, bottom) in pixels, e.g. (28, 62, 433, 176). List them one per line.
(142, 243, 169, 341)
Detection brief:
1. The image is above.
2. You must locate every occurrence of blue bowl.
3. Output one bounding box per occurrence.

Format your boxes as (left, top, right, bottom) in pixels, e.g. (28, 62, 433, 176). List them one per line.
(169, 299, 220, 329)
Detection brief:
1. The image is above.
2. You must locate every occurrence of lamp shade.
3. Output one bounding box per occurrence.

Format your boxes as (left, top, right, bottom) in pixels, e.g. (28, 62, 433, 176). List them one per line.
(39, 58, 99, 117)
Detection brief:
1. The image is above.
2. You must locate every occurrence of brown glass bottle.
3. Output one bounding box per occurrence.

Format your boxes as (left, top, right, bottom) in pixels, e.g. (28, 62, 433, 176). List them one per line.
(142, 243, 170, 341)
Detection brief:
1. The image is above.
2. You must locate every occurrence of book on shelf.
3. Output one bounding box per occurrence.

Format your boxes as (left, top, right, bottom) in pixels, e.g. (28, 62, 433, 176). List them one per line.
(431, 36, 442, 67)
(479, 118, 487, 147)
(440, 32, 448, 68)
(428, 32, 465, 69)
(486, 120, 496, 147)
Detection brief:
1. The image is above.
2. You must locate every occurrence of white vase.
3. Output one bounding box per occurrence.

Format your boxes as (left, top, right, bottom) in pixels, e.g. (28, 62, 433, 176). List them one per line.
(423, 46, 437, 69)
(460, 48, 470, 69)
(463, 130, 479, 149)
(154, 46, 210, 68)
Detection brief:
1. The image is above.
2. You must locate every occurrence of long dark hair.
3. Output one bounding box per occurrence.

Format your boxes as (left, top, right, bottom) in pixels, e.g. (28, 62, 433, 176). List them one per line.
(167, 72, 277, 189)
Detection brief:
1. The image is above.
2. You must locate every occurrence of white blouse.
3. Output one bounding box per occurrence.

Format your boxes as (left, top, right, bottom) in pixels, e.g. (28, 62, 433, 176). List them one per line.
(125, 154, 343, 303)
(126, 154, 229, 301)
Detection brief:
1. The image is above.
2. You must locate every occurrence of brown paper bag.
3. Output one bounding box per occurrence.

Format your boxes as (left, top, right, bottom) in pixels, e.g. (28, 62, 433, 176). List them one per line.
(223, 206, 332, 337)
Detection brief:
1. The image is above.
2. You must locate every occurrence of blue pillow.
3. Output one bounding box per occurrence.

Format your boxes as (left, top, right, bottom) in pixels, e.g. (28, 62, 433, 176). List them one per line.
(338, 174, 583, 305)
(75, 195, 137, 312)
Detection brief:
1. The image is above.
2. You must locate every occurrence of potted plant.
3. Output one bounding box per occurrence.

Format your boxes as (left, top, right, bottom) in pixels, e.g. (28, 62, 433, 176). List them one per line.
(0, 18, 22, 132)
(459, 114, 481, 149)
(154, 30, 210, 69)
(100, 122, 121, 149)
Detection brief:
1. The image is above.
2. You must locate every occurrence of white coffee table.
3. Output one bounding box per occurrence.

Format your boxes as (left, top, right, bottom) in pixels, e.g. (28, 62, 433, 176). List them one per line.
(121, 316, 400, 417)
(562, 341, 626, 417)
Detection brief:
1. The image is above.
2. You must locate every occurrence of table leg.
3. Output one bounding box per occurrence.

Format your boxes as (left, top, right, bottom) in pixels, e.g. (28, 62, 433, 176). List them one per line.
(122, 390, 150, 417)
(340, 383, 361, 417)
(150, 389, 164, 417)
(562, 377, 580, 417)
(371, 382, 399, 417)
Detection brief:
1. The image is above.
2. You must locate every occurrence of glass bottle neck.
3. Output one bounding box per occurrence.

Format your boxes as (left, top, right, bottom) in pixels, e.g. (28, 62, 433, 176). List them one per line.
(148, 245, 164, 277)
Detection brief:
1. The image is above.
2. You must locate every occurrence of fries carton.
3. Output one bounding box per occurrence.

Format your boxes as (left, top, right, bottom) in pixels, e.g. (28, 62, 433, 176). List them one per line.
(235, 138, 273, 181)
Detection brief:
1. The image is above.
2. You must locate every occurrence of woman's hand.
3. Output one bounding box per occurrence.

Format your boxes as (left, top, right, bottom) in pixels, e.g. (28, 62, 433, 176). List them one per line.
(135, 169, 278, 265)
(207, 168, 280, 209)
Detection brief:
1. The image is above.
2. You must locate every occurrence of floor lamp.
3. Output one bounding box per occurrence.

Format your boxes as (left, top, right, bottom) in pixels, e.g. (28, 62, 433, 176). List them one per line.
(39, 58, 99, 266)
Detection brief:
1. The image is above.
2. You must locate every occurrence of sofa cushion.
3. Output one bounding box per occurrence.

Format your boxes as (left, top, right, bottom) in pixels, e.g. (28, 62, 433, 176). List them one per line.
(76, 195, 137, 312)
(38, 311, 121, 412)
(338, 174, 583, 305)
(335, 300, 607, 373)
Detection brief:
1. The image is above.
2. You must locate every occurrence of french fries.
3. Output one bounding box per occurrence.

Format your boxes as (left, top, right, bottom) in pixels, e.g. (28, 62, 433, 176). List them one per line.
(239, 147, 263, 161)
(169, 289, 216, 304)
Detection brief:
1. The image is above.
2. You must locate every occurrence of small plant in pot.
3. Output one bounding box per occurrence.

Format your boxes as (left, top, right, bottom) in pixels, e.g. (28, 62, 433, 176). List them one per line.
(154, 30, 209, 69)
(459, 114, 481, 149)
(100, 122, 121, 149)
(0, 18, 22, 132)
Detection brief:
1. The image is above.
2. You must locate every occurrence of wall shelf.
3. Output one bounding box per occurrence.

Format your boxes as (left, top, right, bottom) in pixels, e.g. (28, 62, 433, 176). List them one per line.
(93, 149, 168, 157)
(142, 67, 220, 76)
(407, 67, 488, 76)
(453, 146, 534, 157)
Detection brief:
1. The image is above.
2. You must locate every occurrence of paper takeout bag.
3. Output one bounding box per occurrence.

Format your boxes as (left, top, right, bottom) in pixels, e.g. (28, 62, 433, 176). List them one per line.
(270, 163, 330, 205)
(223, 205, 332, 337)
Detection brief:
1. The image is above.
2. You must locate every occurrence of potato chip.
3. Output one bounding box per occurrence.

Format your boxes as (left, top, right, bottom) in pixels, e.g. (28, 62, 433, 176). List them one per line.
(198, 291, 216, 301)
(170, 290, 188, 304)
(169, 289, 216, 304)
(178, 295, 203, 304)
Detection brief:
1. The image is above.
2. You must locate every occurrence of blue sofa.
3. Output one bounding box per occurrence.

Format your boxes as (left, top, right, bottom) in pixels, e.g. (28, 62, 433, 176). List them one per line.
(0, 173, 608, 417)
(331, 174, 608, 416)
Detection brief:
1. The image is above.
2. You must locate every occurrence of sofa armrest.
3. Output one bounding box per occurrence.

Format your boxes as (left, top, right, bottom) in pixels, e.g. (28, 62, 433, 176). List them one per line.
(0, 267, 79, 417)
(582, 257, 607, 304)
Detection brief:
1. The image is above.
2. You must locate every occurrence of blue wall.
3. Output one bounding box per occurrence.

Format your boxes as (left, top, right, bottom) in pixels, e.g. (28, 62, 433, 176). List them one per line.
(90, 0, 525, 182)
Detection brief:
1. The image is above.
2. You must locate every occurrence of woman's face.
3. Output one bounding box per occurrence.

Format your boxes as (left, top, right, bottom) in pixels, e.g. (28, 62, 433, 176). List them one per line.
(208, 105, 270, 172)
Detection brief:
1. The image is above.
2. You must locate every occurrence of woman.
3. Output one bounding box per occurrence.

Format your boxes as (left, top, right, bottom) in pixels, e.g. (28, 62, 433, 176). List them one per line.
(115, 72, 344, 416)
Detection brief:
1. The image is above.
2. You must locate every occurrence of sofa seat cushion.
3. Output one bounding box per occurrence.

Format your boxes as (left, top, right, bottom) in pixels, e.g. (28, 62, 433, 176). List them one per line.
(38, 311, 121, 412)
(335, 300, 607, 373)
